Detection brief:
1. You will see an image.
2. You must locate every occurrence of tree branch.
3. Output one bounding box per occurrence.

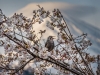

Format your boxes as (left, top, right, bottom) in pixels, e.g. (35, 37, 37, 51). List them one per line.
(4, 34, 82, 75)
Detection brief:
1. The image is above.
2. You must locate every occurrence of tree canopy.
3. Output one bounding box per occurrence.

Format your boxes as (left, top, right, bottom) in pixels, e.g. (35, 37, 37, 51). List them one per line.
(0, 5, 98, 75)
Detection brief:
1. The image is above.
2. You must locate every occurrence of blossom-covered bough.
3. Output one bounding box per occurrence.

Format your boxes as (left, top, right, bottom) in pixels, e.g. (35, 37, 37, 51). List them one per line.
(0, 5, 98, 75)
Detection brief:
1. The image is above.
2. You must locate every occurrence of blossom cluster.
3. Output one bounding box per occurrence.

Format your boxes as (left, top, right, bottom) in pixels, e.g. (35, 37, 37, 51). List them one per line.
(0, 6, 97, 75)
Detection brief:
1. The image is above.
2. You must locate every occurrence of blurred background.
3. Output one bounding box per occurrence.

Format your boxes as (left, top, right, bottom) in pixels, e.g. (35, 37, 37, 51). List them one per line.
(0, 0, 100, 74)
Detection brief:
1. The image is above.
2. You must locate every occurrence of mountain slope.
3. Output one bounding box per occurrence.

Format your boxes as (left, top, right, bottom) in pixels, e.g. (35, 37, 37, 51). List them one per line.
(15, 2, 100, 55)
(65, 16, 100, 54)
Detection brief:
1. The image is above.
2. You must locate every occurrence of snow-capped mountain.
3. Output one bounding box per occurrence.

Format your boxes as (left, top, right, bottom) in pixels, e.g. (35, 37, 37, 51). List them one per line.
(15, 2, 100, 55)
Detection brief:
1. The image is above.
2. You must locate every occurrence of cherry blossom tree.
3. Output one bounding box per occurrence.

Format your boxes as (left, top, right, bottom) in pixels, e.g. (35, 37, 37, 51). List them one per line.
(0, 5, 98, 75)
